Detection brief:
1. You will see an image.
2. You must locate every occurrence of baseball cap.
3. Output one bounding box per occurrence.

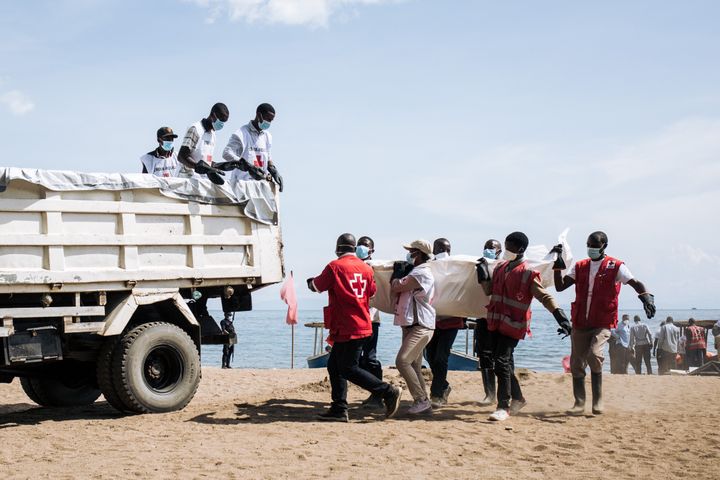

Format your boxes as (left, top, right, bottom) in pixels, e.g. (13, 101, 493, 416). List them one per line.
(156, 127, 178, 139)
(402, 239, 433, 257)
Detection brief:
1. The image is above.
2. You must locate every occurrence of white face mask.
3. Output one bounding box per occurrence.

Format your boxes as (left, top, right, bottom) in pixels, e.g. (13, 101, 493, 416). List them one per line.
(503, 250, 518, 261)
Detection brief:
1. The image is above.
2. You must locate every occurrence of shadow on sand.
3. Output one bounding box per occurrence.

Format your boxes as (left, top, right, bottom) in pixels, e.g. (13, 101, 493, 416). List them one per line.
(0, 401, 123, 429)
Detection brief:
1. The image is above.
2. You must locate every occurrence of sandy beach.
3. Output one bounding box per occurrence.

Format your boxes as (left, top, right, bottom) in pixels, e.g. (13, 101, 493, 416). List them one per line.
(1, 368, 718, 480)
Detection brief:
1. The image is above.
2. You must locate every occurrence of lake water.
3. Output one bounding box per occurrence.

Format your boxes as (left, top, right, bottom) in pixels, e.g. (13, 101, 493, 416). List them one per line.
(201, 309, 720, 373)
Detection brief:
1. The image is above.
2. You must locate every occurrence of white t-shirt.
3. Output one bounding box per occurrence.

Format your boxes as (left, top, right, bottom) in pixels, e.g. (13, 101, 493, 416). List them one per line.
(394, 263, 435, 329)
(224, 121, 273, 182)
(140, 151, 179, 178)
(568, 259, 634, 317)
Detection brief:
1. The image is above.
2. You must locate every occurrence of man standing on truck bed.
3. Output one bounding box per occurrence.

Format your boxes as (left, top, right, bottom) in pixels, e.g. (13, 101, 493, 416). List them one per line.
(177, 103, 229, 185)
(307, 233, 402, 422)
(223, 103, 283, 192)
(140, 127, 179, 177)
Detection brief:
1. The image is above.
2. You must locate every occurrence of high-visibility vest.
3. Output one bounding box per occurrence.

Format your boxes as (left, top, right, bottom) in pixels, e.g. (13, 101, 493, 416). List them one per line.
(686, 325, 706, 350)
(486, 260, 538, 340)
(571, 256, 623, 329)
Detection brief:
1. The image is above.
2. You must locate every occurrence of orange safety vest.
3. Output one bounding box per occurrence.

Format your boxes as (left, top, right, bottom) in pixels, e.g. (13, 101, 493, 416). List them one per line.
(686, 325, 706, 350)
(486, 260, 538, 340)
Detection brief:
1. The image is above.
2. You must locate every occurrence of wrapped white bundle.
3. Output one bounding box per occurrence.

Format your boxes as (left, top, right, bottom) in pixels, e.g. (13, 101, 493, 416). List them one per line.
(369, 229, 573, 318)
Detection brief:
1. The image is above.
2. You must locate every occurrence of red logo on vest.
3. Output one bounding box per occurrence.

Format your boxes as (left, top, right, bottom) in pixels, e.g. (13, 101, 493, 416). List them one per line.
(349, 273, 367, 298)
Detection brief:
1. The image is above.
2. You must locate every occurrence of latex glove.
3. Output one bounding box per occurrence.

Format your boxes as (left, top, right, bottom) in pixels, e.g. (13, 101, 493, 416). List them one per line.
(639, 293, 656, 319)
(214, 160, 243, 172)
(475, 258, 491, 283)
(552, 308, 572, 338)
(239, 159, 267, 181)
(194, 160, 226, 185)
(391, 261, 414, 281)
(550, 244, 566, 270)
(267, 164, 284, 192)
(306, 277, 316, 292)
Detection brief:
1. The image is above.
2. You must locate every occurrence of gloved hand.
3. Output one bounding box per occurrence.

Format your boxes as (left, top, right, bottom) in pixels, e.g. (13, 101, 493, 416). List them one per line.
(267, 164, 284, 192)
(239, 159, 267, 181)
(391, 261, 414, 281)
(306, 277, 316, 292)
(552, 308, 572, 338)
(194, 160, 226, 185)
(475, 258, 491, 283)
(214, 160, 243, 172)
(550, 243, 566, 270)
(639, 293, 656, 319)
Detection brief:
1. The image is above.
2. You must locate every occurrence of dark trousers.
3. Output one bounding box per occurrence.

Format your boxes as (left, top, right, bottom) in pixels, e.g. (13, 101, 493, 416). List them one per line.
(490, 331, 523, 410)
(221, 344, 234, 368)
(426, 327, 459, 397)
(327, 337, 390, 412)
(632, 344, 652, 374)
(359, 323, 382, 381)
(687, 348, 705, 368)
(475, 318, 494, 371)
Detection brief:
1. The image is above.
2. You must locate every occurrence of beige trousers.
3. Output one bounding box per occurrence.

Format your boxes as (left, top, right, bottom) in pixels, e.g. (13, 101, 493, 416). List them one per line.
(570, 327, 611, 377)
(396, 325, 434, 402)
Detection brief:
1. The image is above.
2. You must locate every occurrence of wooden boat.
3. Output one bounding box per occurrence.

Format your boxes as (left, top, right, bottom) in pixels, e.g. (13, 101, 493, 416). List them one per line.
(448, 320, 479, 371)
(305, 321, 330, 368)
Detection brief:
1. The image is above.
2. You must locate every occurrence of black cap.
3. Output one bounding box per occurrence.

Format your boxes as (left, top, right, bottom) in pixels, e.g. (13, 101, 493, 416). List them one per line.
(156, 127, 178, 139)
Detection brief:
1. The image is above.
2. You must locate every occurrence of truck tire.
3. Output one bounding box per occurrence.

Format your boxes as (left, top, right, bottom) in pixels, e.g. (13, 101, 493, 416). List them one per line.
(112, 322, 201, 414)
(24, 363, 102, 407)
(20, 377, 44, 405)
(96, 338, 133, 413)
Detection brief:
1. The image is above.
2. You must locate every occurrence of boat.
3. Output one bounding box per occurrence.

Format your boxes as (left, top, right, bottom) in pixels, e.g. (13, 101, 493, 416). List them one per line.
(305, 321, 330, 368)
(448, 320, 480, 371)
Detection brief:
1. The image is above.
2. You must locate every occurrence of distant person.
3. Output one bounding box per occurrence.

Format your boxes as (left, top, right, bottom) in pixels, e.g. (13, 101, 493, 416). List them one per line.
(477, 232, 571, 422)
(609, 315, 631, 374)
(677, 333, 687, 370)
(426, 238, 464, 408)
(220, 312, 236, 369)
(223, 103, 283, 191)
(476, 238, 502, 406)
(630, 315, 653, 374)
(307, 233, 401, 422)
(713, 320, 720, 359)
(391, 239, 436, 415)
(140, 127, 179, 177)
(553, 231, 655, 415)
(177, 102, 229, 185)
(685, 318, 707, 368)
(654, 317, 680, 375)
(355, 235, 384, 409)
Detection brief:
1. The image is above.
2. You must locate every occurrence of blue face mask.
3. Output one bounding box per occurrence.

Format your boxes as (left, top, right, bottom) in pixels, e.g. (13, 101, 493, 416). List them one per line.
(356, 245, 370, 260)
(483, 249, 498, 259)
(406, 252, 415, 264)
(587, 247, 603, 260)
(161, 140, 174, 152)
(259, 120, 271, 130)
(212, 119, 225, 131)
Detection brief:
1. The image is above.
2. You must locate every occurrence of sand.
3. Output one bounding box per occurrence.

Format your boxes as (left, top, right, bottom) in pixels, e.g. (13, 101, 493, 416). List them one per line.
(1, 368, 718, 480)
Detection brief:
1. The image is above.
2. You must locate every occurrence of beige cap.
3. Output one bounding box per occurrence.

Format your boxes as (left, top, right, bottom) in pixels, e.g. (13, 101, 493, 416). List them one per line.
(402, 239, 433, 256)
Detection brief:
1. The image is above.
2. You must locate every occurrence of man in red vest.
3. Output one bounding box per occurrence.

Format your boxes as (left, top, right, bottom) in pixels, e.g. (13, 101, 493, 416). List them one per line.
(477, 232, 571, 422)
(685, 318, 707, 367)
(308, 233, 402, 422)
(553, 231, 656, 415)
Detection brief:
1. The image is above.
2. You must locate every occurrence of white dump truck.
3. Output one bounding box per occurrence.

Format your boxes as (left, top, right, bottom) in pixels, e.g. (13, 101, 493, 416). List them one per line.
(0, 168, 283, 413)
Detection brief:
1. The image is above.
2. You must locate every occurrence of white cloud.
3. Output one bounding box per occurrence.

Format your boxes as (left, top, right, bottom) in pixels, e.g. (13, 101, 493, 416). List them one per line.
(673, 244, 720, 267)
(188, 0, 400, 27)
(0, 90, 35, 115)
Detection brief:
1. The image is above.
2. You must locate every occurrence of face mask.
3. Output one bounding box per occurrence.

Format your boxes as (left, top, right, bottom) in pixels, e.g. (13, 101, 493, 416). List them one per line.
(161, 140, 174, 152)
(212, 119, 225, 131)
(259, 120, 271, 130)
(483, 249, 498, 259)
(587, 247, 603, 260)
(503, 250, 518, 261)
(356, 245, 370, 260)
(406, 252, 415, 264)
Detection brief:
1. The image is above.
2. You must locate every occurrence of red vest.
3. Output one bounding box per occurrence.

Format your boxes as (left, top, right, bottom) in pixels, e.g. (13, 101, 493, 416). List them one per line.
(571, 256, 623, 329)
(486, 260, 538, 340)
(686, 325, 706, 350)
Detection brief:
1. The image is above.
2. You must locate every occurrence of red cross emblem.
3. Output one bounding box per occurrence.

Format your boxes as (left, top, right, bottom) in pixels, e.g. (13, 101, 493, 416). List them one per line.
(349, 273, 367, 298)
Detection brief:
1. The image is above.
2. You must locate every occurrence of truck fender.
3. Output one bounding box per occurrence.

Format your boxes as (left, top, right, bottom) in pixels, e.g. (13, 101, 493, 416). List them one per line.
(101, 288, 198, 337)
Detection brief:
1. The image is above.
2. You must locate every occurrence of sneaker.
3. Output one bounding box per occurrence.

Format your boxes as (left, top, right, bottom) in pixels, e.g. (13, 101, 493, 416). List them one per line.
(408, 398, 432, 415)
(317, 409, 349, 423)
(488, 409, 510, 421)
(361, 394, 384, 410)
(430, 396, 446, 408)
(383, 386, 402, 418)
(509, 398, 527, 415)
(442, 385, 452, 402)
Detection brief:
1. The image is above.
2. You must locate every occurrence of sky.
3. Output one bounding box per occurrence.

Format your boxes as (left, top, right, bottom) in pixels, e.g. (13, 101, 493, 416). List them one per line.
(1, 0, 719, 311)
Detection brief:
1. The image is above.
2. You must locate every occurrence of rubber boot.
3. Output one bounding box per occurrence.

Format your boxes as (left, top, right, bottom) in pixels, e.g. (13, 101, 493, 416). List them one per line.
(591, 372, 603, 415)
(478, 369, 496, 406)
(567, 377, 586, 415)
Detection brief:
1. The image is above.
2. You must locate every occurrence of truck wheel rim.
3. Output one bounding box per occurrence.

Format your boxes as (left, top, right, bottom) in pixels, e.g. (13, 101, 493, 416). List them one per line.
(143, 345, 184, 393)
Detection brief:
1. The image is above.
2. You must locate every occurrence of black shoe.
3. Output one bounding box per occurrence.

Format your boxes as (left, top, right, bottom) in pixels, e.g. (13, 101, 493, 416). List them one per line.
(317, 409, 349, 422)
(361, 394, 384, 410)
(383, 386, 402, 419)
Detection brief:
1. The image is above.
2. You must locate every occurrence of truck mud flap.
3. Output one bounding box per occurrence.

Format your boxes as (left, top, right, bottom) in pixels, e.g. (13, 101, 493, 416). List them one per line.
(2, 326, 63, 365)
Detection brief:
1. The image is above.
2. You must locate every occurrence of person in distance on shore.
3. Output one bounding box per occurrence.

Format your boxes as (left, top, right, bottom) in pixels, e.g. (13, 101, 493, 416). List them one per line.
(140, 127, 179, 177)
(355, 235, 385, 409)
(654, 317, 680, 375)
(630, 314, 653, 375)
(177, 103, 229, 185)
(553, 231, 656, 415)
(307, 233, 402, 422)
(220, 312, 236, 369)
(426, 238, 464, 408)
(476, 238, 502, 406)
(476, 232, 571, 422)
(685, 318, 707, 368)
(390, 239, 436, 415)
